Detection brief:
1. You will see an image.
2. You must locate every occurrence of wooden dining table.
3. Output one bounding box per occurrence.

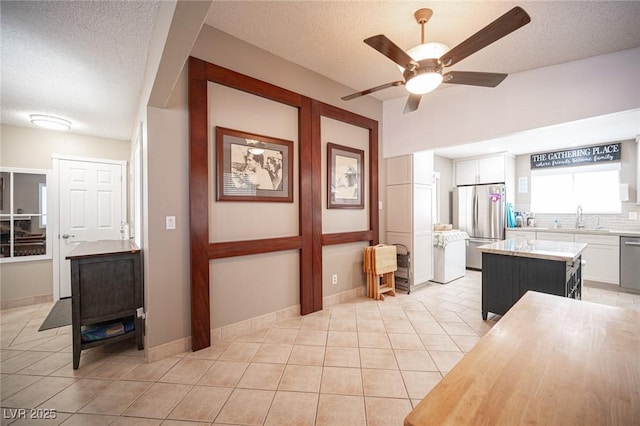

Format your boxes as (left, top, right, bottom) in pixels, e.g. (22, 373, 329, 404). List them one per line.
(404, 291, 640, 425)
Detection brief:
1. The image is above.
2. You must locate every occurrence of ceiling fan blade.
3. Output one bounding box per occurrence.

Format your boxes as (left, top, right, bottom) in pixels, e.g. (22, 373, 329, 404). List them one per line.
(403, 94, 422, 113)
(443, 71, 508, 87)
(341, 81, 404, 101)
(364, 35, 417, 69)
(440, 7, 531, 68)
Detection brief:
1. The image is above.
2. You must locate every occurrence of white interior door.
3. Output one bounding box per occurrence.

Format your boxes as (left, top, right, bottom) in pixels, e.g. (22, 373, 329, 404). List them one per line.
(57, 158, 125, 298)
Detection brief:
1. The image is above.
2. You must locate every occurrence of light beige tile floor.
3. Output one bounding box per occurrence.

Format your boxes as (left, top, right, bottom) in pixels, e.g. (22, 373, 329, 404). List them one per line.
(2, 271, 638, 425)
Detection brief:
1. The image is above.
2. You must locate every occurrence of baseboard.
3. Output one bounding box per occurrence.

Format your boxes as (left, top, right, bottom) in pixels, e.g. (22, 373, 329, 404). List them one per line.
(145, 285, 366, 363)
(0, 293, 53, 310)
(212, 303, 302, 343)
(146, 336, 191, 363)
(323, 285, 366, 308)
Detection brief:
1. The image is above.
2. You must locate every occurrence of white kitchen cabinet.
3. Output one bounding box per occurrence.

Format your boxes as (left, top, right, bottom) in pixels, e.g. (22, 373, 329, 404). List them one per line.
(536, 232, 574, 242)
(506, 230, 536, 240)
(455, 154, 512, 186)
(636, 137, 639, 204)
(386, 155, 413, 186)
(574, 234, 620, 285)
(386, 153, 434, 287)
(455, 159, 480, 186)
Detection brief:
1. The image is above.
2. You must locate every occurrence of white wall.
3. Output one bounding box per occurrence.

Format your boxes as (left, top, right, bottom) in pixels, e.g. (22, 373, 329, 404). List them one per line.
(383, 48, 640, 158)
(0, 124, 130, 305)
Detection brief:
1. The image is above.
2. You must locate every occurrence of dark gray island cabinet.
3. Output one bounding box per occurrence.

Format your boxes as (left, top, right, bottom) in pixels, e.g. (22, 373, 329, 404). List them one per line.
(66, 240, 144, 369)
(478, 239, 587, 320)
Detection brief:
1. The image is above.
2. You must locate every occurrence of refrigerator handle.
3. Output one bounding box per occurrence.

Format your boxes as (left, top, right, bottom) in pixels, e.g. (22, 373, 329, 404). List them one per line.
(473, 188, 479, 234)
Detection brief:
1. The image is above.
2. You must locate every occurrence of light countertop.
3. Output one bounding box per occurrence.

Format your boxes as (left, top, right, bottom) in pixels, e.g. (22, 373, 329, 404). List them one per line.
(404, 291, 640, 426)
(507, 227, 640, 237)
(477, 238, 587, 262)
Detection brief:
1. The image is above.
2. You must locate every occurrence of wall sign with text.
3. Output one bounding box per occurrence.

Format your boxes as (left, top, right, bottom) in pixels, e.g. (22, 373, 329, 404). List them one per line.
(530, 143, 621, 169)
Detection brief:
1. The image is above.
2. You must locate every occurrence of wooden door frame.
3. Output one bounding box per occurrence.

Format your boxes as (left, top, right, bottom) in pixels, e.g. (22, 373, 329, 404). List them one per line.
(188, 57, 379, 351)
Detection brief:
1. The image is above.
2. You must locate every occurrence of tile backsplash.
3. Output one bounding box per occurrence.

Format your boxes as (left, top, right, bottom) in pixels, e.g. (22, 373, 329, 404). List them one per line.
(519, 203, 640, 231)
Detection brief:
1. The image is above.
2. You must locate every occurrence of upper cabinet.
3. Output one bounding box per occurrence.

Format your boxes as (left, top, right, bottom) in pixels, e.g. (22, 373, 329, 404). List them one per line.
(455, 154, 512, 186)
(386, 150, 433, 186)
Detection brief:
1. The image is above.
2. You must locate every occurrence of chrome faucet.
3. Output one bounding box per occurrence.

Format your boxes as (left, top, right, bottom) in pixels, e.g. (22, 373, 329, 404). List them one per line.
(576, 205, 585, 229)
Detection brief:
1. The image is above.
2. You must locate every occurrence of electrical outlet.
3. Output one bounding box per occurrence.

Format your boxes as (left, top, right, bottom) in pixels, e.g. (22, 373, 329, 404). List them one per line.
(630, 212, 638, 220)
(332, 274, 338, 285)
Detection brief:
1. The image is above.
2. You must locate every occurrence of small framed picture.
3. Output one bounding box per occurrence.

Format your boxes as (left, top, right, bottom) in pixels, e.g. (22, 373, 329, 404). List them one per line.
(216, 127, 293, 202)
(327, 142, 364, 209)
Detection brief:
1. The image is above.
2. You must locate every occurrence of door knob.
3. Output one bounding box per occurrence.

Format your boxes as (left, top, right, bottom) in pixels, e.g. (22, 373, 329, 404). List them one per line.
(62, 234, 75, 239)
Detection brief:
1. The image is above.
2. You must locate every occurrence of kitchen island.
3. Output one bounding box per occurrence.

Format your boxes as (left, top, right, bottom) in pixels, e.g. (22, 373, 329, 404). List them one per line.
(477, 238, 587, 320)
(404, 291, 640, 425)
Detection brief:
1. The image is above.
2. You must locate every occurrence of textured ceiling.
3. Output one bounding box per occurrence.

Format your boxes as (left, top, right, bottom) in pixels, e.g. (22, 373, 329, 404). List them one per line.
(1, 1, 639, 150)
(206, 1, 640, 102)
(1, 0, 159, 141)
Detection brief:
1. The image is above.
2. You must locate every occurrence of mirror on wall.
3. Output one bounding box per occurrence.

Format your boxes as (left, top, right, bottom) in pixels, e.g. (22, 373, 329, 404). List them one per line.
(0, 170, 49, 259)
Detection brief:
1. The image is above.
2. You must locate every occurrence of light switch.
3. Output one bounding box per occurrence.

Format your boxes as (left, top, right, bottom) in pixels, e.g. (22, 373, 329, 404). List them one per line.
(166, 216, 176, 230)
(629, 212, 638, 220)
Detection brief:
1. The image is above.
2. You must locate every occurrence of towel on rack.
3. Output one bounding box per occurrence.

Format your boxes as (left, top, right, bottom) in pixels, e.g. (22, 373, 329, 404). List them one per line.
(433, 231, 470, 249)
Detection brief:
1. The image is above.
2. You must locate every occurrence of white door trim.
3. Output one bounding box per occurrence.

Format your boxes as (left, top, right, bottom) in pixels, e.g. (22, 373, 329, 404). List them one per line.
(51, 154, 127, 301)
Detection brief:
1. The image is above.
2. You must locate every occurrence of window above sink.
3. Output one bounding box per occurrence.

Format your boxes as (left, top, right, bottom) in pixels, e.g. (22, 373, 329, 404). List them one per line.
(531, 163, 622, 214)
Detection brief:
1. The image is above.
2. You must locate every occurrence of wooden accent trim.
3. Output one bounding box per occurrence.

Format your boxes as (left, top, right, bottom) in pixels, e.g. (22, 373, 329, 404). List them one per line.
(208, 236, 302, 259)
(188, 58, 379, 350)
(188, 57, 211, 351)
(369, 125, 380, 244)
(310, 100, 324, 312)
(313, 101, 380, 246)
(299, 96, 315, 315)
(206, 62, 302, 108)
(322, 230, 374, 246)
(310, 100, 380, 313)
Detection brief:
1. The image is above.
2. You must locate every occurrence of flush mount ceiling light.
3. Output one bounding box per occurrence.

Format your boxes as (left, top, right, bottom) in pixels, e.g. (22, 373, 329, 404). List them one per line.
(29, 114, 71, 131)
(342, 7, 531, 113)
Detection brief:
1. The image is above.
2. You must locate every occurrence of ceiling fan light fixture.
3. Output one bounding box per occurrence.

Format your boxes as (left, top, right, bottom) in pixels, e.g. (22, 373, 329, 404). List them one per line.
(405, 72, 443, 95)
(29, 114, 71, 131)
(397, 42, 450, 73)
(408, 42, 450, 61)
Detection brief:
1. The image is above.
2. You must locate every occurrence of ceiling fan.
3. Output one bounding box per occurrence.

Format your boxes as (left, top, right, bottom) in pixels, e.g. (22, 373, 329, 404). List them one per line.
(342, 6, 531, 113)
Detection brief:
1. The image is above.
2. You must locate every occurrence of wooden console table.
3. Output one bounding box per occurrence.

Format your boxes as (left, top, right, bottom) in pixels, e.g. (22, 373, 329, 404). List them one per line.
(404, 291, 640, 425)
(67, 240, 143, 369)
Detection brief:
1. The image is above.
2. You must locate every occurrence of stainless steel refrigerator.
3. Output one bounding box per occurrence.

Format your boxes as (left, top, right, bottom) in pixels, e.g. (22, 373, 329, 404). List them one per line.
(453, 183, 506, 270)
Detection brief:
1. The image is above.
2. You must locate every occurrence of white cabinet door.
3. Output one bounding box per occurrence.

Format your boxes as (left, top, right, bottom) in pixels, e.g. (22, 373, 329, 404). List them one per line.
(536, 232, 574, 242)
(413, 184, 433, 284)
(413, 150, 434, 185)
(637, 137, 639, 203)
(477, 155, 505, 184)
(574, 234, 619, 285)
(386, 184, 412, 233)
(456, 155, 508, 186)
(386, 155, 412, 185)
(455, 159, 478, 186)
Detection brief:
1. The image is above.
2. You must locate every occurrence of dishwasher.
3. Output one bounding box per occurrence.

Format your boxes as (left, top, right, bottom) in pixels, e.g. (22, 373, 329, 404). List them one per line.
(620, 236, 640, 292)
